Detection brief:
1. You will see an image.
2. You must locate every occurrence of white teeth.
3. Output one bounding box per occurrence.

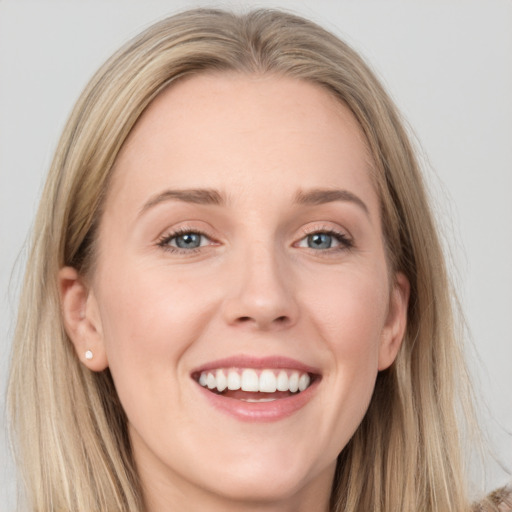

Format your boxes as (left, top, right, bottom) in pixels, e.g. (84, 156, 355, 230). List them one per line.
(216, 369, 227, 392)
(289, 372, 299, 393)
(241, 369, 259, 392)
(197, 368, 312, 395)
(259, 369, 277, 392)
(298, 373, 311, 392)
(206, 372, 216, 390)
(276, 370, 289, 392)
(227, 370, 241, 390)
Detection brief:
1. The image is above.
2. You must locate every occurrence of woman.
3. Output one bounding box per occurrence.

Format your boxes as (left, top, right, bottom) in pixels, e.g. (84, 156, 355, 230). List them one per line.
(6, 8, 511, 512)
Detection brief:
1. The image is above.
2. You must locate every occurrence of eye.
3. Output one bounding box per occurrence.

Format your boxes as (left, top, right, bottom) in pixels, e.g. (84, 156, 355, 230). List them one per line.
(307, 233, 335, 249)
(295, 230, 353, 251)
(157, 229, 213, 253)
(172, 232, 204, 249)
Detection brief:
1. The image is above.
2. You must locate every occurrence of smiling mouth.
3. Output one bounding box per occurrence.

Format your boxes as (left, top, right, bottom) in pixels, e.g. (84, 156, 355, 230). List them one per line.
(194, 368, 316, 402)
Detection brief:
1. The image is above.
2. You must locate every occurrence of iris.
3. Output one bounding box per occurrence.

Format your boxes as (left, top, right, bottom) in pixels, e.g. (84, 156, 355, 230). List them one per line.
(308, 233, 333, 249)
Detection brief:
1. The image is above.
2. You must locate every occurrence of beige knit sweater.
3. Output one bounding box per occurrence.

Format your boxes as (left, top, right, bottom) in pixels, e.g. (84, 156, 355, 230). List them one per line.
(474, 484, 512, 512)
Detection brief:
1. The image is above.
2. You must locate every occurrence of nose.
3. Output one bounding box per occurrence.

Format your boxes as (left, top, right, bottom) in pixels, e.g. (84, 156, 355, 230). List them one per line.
(221, 245, 299, 331)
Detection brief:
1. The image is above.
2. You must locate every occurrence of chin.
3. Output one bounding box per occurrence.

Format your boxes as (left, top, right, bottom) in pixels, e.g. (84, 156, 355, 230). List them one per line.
(191, 453, 335, 505)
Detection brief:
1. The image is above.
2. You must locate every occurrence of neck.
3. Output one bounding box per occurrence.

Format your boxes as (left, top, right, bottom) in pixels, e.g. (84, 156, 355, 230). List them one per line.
(144, 489, 332, 512)
(140, 459, 334, 512)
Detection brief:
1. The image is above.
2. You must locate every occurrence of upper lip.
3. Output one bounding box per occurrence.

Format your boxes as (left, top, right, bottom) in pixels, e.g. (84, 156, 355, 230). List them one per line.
(191, 355, 321, 376)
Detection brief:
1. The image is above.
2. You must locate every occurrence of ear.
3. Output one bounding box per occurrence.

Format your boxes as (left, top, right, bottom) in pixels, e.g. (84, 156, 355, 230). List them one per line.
(378, 272, 410, 371)
(58, 266, 108, 372)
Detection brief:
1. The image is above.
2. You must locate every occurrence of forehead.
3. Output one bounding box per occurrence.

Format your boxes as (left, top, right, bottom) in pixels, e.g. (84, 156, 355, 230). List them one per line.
(108, 73, 376, 214)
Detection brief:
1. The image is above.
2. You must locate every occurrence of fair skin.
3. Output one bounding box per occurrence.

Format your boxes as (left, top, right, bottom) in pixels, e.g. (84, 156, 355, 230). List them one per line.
(60, 74, 409, 512)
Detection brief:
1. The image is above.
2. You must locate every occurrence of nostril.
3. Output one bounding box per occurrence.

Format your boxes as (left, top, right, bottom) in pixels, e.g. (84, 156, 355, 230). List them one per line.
(234, 315, 290, 326)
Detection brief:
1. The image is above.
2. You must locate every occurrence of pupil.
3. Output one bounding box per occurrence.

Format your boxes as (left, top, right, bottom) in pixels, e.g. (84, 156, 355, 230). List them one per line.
(308, 233, 332, 249)
(176, 233, 201, 249)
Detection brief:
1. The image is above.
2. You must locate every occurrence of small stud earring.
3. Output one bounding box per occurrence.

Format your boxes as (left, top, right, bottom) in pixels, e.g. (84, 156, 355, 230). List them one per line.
(85, 350, 93, 360)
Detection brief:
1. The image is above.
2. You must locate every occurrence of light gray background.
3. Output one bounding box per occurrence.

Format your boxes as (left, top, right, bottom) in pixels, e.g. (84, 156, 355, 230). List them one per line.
(1, 1, 511, 509)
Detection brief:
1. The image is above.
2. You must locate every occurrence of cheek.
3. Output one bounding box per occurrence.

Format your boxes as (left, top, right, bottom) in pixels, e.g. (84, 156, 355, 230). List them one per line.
(305, 266, 389, 355)
(302, 266, 389, 426)
(94, 264, 220, 398)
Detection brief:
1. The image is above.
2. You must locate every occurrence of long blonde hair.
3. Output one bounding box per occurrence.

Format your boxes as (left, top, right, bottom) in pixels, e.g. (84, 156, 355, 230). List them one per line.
(8, 8, 476, 511)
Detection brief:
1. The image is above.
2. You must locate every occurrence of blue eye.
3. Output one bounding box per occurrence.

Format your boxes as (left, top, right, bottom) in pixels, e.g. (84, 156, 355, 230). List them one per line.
(158, 230, 210, 252)
(307, 233, 334, 249)
(173, 232, 203, 249)
(296, 230, 352, 251)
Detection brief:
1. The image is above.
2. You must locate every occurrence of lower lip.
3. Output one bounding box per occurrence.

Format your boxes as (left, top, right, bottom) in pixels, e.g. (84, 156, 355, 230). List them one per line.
(195, 380, 319, 422)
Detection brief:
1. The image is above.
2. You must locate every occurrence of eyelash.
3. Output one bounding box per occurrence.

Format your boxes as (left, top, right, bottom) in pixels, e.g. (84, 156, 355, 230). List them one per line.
(298, 227, 354, 253)
(156, 227, 354, 255)
(156, 227, 215, 254)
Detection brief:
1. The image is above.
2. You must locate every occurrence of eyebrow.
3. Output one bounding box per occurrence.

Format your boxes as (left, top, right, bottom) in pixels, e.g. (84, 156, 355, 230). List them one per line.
(294, 188, 369, 215)
(139, 188, 225, 216)
(138, 186, 369, 217)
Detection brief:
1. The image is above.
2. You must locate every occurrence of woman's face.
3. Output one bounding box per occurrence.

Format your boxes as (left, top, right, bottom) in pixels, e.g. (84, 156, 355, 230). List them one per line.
(70, 74, 409, 510)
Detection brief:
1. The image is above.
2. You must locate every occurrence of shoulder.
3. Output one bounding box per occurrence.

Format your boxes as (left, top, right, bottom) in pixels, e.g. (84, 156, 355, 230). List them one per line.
(473, 484, 512, 512)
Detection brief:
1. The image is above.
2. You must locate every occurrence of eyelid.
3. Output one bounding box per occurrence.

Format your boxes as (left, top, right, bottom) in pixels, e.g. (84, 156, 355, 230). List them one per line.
(293, 224, 354, 251)
(156, 224, 219, 253)
(302, 222, 352, 239)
